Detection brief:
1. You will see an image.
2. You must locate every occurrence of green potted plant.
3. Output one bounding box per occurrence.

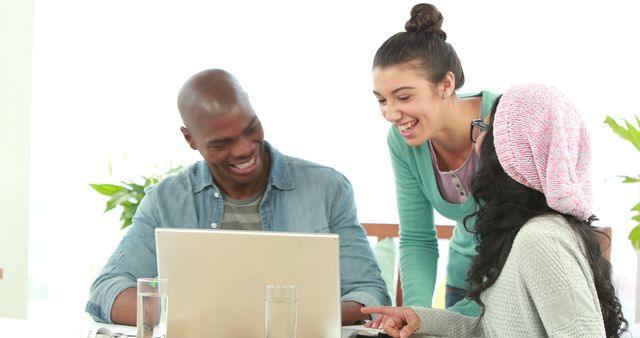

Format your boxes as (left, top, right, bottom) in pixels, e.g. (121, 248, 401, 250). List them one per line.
(604, 116, 640, 249)
(90, 165, 183, 230)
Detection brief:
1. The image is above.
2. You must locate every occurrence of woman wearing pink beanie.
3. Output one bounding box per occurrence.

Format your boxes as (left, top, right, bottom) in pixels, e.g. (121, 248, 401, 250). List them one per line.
(363, 83, 627, 337)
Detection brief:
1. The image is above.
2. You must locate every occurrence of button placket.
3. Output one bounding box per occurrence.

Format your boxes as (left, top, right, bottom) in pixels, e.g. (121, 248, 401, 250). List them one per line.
(210, 189, 222, 229)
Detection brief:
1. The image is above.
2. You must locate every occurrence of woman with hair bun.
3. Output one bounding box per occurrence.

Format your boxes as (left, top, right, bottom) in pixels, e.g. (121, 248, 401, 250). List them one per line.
(363, 83, 628, 337)
(369, 2, 499, 321)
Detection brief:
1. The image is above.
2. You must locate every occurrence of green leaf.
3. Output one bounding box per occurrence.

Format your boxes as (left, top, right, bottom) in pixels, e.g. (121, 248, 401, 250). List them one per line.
(90, 183, 127, 196)
(630, 202, 640, 226)
(125, 182, 146, 195)
(630, 225, 640, 250)
(121, 218, 133, 230)
(91, 165, 184, 231)
(604, 116, 640, 250)
(604, 116, 640, 152)
(624, 120, 640, 150)
(622, 176, 640, 184)
(106, 190, 136, 211)
(105, 198, 118, 213)
(143, 176, 159, 186)
(120, 200, 139, 209)
(121, 204, 137, 218)
(604, 116, 626, 136)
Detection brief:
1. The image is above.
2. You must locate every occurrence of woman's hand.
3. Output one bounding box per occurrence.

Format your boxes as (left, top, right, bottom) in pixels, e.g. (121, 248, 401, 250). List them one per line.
(361, 306, 420, 338)
(363, 313, 386, 329)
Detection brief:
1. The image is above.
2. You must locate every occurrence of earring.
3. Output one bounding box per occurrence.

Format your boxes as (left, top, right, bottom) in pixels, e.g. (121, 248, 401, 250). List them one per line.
(442, 93, 448, 100)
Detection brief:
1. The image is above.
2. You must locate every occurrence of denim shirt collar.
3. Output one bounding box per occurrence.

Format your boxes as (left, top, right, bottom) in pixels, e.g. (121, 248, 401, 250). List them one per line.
(190, 141, 294, 194)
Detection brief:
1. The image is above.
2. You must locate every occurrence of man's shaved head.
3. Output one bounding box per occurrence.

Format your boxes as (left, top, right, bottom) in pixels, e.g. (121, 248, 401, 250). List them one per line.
(177, 69, 251, 131)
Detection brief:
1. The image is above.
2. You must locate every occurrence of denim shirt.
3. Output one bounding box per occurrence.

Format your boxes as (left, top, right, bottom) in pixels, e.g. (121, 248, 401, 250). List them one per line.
(86, 142, 391, 323)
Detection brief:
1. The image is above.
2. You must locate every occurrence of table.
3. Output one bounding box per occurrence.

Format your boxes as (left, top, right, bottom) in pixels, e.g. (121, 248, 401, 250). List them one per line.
(90, 322, 385, 338)
(0, 317, 387, 338)
(3, 316, 636, 337)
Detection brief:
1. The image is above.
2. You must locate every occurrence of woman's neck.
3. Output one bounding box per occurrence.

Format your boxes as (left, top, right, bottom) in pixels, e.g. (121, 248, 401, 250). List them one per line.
(430, 95, 482, 170)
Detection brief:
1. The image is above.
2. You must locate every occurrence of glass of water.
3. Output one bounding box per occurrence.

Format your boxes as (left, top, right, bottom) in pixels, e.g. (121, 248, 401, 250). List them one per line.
(264, 284, 298, 338)
(137, 278, 169, 338)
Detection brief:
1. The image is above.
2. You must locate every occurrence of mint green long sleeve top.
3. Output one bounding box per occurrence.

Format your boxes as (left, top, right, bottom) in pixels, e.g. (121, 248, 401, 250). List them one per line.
(388, 90, 499, 316)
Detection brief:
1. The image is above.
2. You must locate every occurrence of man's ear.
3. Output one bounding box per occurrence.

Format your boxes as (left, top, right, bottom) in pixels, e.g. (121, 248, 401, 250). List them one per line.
(180, 127, 197, 150)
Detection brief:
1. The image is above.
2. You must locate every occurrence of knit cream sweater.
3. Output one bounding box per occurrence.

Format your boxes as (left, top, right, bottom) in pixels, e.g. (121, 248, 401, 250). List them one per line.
(412, 215, 605, 337)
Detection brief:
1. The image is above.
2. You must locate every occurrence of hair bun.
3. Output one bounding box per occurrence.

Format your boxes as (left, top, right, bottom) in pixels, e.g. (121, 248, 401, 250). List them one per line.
(405, 3, 446, 40)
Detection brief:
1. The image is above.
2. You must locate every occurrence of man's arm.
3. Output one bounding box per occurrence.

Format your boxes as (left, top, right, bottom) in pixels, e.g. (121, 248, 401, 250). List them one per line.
(341, 301, 370, 325)
(111, 287, 137, 325)
(329, 173, 392, 314)
(86, 187, 161, 323)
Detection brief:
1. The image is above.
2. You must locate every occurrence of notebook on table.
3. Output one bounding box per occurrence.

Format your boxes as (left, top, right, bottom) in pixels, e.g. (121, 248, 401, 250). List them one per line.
(155, 228, 341, 338)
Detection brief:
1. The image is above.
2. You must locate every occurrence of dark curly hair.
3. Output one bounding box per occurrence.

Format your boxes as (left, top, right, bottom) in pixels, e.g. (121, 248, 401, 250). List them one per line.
(464, 96, 627, 337)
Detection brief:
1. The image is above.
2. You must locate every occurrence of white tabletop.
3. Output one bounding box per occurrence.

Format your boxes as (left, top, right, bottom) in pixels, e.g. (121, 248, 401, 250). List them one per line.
(91, 322, 382, 338)
(3, 316, 637, 337)
(0, 316, 76, 337)
(0, 317, 385, 338)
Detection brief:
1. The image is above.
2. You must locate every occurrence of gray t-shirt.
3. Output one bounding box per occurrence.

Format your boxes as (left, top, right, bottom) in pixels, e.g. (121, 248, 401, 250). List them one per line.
(219, 190, 264, 231)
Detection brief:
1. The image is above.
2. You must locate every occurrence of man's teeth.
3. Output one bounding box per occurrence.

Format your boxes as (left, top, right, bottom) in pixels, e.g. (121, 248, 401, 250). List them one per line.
(234, 157, 255, 169)
(399, 120, 417, 132)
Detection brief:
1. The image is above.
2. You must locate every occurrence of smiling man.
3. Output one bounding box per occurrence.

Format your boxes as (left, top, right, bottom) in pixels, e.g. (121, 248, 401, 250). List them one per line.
(85, 69, 390, 326)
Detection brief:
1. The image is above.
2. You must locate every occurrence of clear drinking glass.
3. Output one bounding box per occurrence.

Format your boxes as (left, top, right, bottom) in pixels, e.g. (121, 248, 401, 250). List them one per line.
(137, 278, 169, 338)
(264, 284, 298, 338)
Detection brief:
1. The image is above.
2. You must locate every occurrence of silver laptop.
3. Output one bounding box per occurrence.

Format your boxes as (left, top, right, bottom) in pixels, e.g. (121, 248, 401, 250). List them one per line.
(156, 228, 341, 338)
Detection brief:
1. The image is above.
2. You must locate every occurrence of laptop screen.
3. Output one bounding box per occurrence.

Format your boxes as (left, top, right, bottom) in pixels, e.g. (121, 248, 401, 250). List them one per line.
(156, 228, 341, 338)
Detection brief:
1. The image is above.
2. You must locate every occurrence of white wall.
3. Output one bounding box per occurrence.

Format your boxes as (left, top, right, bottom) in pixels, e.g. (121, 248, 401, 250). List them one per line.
(28, 0, 640, 321)
(0, 0, 33, 318)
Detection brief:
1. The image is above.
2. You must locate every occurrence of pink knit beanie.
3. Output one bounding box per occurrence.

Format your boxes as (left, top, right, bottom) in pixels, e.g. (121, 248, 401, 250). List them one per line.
(493, 83, 593, 221)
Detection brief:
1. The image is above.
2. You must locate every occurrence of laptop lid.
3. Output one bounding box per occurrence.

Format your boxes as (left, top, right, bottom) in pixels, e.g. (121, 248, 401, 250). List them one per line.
(156, 228, 341, 338)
